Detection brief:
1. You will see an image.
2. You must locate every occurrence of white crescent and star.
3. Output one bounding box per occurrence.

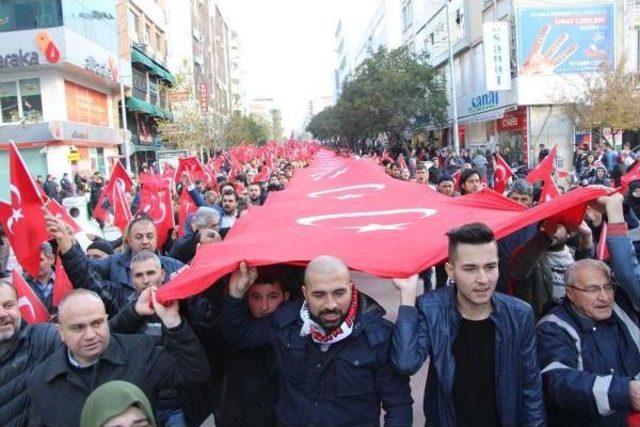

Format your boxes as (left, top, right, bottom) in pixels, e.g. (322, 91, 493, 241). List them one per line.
(7, 184, 24, 235)
(18, 296, 35, 319)
(307, 184, 386, 200)
(296, 208, 437, 233)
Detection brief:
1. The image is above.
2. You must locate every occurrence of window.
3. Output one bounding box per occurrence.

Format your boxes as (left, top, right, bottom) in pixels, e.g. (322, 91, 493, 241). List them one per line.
(0, 78, 42, 124)
(128, 10, 138, 42)
(65, 81, 108, 126)
(402, 0, 413, 31)
(0, 0, 63, 33)
(144, 23, 151, 46)
(156, 32, 163, 57)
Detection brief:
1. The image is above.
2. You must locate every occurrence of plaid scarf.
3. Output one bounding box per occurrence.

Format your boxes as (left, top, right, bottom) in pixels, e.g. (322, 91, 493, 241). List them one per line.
(300, 285, 359, 351)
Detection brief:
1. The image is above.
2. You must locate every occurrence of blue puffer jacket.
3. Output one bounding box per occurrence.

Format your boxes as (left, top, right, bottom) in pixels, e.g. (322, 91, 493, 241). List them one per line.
(537, 232, 640, 427)
(89, 248, 184, 291)
(222, 292, 413, 427)
(392, 286, 545, 427)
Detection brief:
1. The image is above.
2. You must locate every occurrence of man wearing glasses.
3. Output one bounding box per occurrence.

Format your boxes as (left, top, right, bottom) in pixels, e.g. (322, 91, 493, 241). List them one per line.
(537, 192, 640, 426)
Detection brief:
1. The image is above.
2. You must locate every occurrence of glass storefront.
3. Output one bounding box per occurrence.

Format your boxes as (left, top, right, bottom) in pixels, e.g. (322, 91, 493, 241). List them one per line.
(0, 0, 63, 32)
(0, 78, 42, 124)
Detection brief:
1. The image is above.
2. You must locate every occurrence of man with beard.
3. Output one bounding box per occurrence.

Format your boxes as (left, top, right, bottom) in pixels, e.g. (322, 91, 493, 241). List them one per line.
(508, 217, 594, 319)
(0, 279, 60, 427)
(26, 288, 210, 426)
(459, 168, 483, 195)
(392, 223, 544, 426)
(222, 256, 413, 426)
(220, 191, 239, 237)
(247, 182, 264, 206)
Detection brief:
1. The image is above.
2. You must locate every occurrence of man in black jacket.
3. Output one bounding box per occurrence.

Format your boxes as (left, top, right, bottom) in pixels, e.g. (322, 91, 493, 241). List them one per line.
(0, 280, 60, 427)
(26, 288, 210, 426)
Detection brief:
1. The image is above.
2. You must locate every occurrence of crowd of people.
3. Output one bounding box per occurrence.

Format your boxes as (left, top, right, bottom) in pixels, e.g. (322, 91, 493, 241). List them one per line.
(1, 139, 640, 427)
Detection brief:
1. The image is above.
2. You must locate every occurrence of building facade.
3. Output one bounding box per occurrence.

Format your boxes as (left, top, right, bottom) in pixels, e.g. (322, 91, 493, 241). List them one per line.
(0, 0, 124, 196)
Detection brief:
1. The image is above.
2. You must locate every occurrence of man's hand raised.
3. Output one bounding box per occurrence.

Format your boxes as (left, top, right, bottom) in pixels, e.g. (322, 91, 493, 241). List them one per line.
(229, 261, 258, 299)
(392, 274, 419, 306)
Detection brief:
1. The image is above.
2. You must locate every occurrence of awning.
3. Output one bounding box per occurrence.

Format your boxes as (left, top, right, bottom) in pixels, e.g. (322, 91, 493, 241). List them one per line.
(457, 106, 516, 125)
(131, 47, 175, 85)
(126, 97, 173, 120)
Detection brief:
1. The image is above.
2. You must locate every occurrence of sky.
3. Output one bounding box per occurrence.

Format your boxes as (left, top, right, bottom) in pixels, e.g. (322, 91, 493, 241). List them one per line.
(217, 0, 378, 134)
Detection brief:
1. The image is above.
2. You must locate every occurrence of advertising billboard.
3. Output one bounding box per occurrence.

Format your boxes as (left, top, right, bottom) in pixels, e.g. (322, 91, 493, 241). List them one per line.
(516, 3, 614, 75)
(483, 22, 512, 91)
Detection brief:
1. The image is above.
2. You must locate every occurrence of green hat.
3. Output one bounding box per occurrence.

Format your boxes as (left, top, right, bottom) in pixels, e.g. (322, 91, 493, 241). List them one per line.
(80, 381, 155, 427)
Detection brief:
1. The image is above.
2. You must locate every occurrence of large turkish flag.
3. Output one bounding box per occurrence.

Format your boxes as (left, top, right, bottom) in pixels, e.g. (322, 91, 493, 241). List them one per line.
(157, 150, 608, 302)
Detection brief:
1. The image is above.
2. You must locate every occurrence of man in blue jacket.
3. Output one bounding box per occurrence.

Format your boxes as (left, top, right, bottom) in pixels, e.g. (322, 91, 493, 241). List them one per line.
(392, 222, 545, 426)
(537, 192, 640, 426)
(222, 255, 413, 426)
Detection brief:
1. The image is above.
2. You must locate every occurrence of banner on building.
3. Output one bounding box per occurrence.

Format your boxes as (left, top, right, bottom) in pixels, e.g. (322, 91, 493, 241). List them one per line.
(516, 3, 615, 75)
(483, 22, 511, 91)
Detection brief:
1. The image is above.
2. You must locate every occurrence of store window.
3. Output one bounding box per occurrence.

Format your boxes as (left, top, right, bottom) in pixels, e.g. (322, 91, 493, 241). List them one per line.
(0, 78, 42, 124)
(0, 0, 63, 32)
(65, 80, 108, 126)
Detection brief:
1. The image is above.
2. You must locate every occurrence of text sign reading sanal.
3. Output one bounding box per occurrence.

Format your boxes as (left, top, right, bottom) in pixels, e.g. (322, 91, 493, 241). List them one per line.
(483, 22, 511, 91)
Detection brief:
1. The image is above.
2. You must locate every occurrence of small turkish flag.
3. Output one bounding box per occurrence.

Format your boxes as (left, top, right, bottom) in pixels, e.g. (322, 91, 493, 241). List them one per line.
(596, 221, 610, 261)
(175, 156, 215, 188)
(139, 175, 174, 248)
(622, 161, 640, 188)
(254, 166, 271, 183)
(452, 170, 461, 192)
(11, 270, 49, 323)
(493, 153, 515, 194)
(178, 189, 197, 238)
(94, 161, 132, 233)
(45, 198, 82, 234)
(539, 176, 561, 204)
(52, 255, 73, 307)
(526, 146, 557, 184)
(0, 142, 49, 277)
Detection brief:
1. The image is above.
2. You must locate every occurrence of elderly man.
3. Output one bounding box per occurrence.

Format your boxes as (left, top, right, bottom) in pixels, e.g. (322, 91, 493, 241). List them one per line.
(168, 206, 221, 264)
(222, 256, 413, 426)
(0, 279, 60, 427)
(537, 192, 640, 426)
(26, 288, 210, 426)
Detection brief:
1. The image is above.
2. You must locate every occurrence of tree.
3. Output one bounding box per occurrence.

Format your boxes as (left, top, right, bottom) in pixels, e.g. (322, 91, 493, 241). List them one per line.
(223, 111, 271, 146)
(156, 62, 223, 154)
(561, 59, 640, 146)
(307, 46, 448, 152)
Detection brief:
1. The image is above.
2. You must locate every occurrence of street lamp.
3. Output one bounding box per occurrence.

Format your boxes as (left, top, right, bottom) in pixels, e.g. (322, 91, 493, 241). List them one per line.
(444, 0, 460, 154)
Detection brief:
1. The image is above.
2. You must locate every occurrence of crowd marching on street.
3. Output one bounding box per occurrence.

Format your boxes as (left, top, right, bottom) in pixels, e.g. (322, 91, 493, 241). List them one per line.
(4, 136, 640, 427)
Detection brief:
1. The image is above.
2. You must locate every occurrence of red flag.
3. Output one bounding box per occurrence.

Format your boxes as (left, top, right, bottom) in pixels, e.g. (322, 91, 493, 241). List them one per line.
(596, 221, 610, 261)
(0, 142, 48, 276)
(452, 170, 461, 191)
(526, 146, 557, 184)
(157, 150, 608, 302)
(493, 153, 515, 194)
(45, 198, 82, 233)
(11, 270, 49, 323)
(175, 157, 215, 188)
(628, 412, 640, 427)
(178, 189, 197, 238)
(539, 176, 561, 204)
(162, 162, 176, 181)
(254, 166, 271, 183)
(94, 161, 132, 229)
(621, 161, 640, 188)
(52, 255, 73, 306)
(139, 175, 174, 248)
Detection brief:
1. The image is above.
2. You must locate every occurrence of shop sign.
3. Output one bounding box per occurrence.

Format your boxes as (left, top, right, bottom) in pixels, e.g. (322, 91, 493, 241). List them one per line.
(198, 82, 209, 111)
(0, 31, 60, 69)
(71, 130, 90, 140)
(85, 56, 118, 82)
(497, 107, 526, 131)
(483, 22, 511, 91)
(469, 91, 499, 114)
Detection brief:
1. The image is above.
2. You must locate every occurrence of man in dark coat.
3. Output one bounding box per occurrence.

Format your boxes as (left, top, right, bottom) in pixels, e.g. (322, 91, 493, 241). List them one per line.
(222, 256, 413, 426)
(0, 280, 60, 427)
(26, 288, 210, 427)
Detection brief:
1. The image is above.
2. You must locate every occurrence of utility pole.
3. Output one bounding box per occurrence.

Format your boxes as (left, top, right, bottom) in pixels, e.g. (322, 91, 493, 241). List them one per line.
(444, 0, 460, 154)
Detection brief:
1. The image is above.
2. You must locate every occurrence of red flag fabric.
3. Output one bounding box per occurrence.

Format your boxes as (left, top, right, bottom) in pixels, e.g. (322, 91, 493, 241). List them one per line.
(526, 146, 557, 184)
(11, 270, 49, 323)
(52, 255, 73, 306)
(539, 176, 561, 204)
(94, 161, 133, 230)
(139, 175, 174, 248)
(157, 150, 608, 302)
(452, 170, 461, 191)
(493, 153, 515, 194)
(45, 198, 82, 233)
(621, 161, 640, 188)
(254, 166, 271, 183)
(178, 189, 197, 238)
(398, 155, 407, 170)
(175, 157, 215, 188)
(596, 221, 610, 261)
(162, 162, 176, 181)
(628, 412, 640, 427)
(0, 142, 49, 276)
